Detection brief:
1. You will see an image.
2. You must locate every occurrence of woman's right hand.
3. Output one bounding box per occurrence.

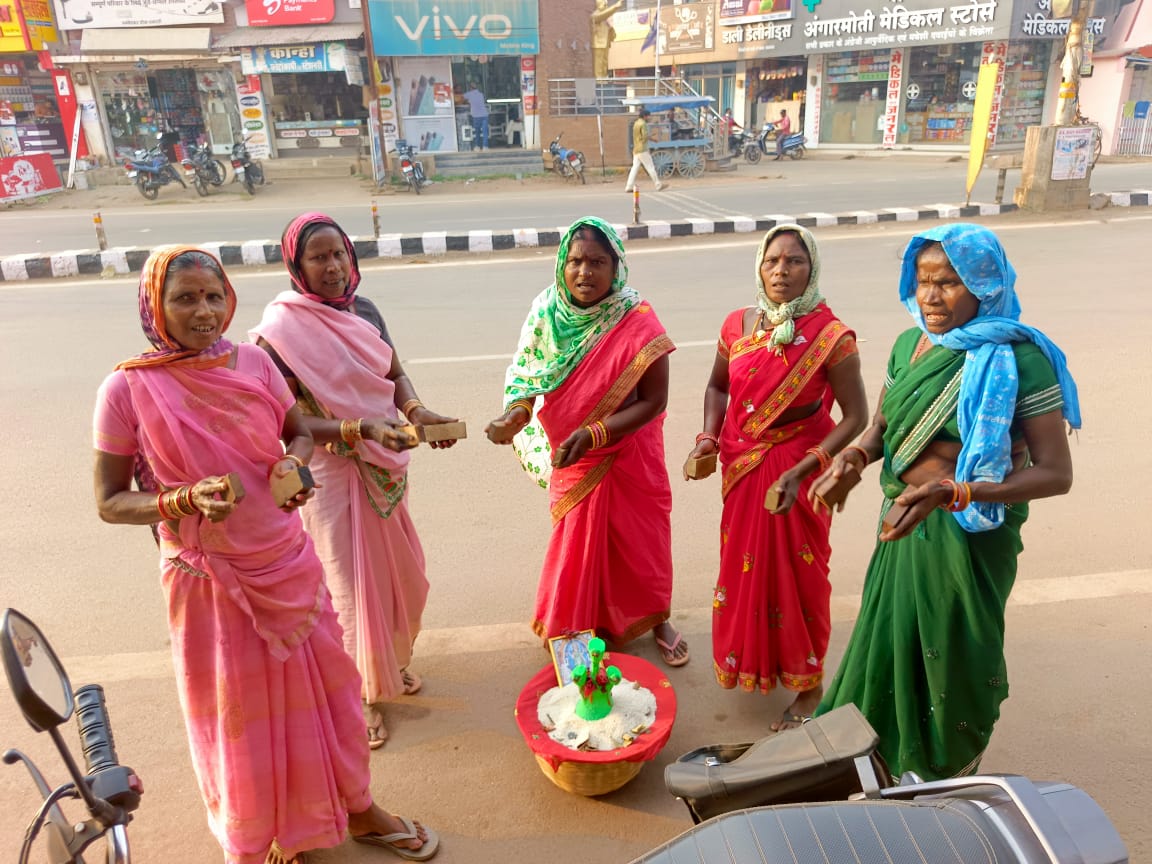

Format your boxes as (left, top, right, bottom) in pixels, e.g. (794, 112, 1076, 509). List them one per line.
(363, 418, 420, 452)
(682, 437, 718, 481)
(484, 406, 530, 445)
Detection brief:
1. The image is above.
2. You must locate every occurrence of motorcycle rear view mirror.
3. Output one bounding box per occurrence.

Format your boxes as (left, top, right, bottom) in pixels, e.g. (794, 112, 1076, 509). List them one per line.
(1, 608, 74, 732)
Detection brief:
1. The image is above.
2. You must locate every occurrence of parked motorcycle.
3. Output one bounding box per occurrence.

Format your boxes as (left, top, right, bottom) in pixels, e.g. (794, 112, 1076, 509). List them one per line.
(2, 608, 142, 863)
(392, 139, 428, 194)
(642, 704, 1128, 864)
(230, 137, 265, 196)
(743, 122, 807, 163)
(548, 132, 587, 184)
(123, 146, 185, 201)
(180, 140, 227, 197)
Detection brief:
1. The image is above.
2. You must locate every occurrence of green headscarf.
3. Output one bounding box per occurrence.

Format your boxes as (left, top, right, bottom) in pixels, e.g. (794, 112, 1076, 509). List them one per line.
(502, 216, 640, 405)
(754, 223, 824, 351)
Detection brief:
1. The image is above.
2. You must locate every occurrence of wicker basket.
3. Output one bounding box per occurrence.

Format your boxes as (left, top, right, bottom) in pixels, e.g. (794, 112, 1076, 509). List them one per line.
(533, 753, 644, 797)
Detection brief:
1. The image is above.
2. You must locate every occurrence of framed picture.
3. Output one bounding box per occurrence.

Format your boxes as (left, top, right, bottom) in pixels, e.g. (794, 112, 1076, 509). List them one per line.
(548, 630, 597, 687)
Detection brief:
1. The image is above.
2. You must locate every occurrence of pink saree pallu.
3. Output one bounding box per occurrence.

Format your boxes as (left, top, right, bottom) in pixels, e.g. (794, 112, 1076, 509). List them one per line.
(712, 306, 852, 694)
(119, 348, 371, 864)
(251, 292, 428, 704)
(532, 303, 676, 644)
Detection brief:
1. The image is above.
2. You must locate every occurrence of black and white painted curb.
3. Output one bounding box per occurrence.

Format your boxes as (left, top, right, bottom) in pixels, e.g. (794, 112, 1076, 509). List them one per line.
(3, 192, 1149, 282)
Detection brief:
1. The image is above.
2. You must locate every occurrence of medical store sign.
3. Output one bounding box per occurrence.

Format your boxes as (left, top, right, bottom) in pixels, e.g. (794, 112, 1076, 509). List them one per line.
(51, 0, 224, 29)
(242, 43, 352, 74)
(721, 0, 1010, 57)
(368, 0, 538, 56)
(1011, 0, 1107, 39)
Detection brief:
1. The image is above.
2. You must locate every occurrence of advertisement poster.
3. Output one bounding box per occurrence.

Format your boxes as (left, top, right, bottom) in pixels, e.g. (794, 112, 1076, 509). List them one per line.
(720, 0, 794, 26)
(401, 115, 456, 152)
(0, 153, 61, 201)
(1051, 126, 1094, 180)
(395, 57, 453, 118)
(51, 0, 224, 29)
(245, 0, 334, 26)
(520, 56, 536, 116)
(235, 75, 271, 160)
(376, 58, 399, 154)
(663, 2, 715, 54)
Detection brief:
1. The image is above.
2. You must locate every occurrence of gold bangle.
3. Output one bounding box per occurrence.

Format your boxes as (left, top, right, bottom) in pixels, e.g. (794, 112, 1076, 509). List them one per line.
(506, 398, 533, 418)
(283, 453, 305, 469)
(339, 418, 363, 447)
(401, 398, 424, 417)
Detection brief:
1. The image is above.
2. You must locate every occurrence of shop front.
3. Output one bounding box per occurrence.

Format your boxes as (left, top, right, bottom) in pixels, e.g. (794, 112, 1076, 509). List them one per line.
(366, 0, 540, 153)
(1, 0, 67, 161)
(238, 42, 367, 157)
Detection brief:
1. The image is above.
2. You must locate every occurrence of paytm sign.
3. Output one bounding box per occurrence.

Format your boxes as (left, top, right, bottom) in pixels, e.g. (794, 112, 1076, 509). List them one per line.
(370, 0, 539, 56)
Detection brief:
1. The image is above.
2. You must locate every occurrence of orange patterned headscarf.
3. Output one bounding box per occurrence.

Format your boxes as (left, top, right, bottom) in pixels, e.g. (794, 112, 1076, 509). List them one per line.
(116, 245, 237, 371)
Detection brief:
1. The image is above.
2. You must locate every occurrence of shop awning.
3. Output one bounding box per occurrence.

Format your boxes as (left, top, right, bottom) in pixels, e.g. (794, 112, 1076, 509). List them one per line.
(212, 24, 363, 50)
(80, 27, 213, 54)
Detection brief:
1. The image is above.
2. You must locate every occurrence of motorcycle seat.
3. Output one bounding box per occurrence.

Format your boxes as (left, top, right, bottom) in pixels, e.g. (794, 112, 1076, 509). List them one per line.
(631, 799, 1019, 864)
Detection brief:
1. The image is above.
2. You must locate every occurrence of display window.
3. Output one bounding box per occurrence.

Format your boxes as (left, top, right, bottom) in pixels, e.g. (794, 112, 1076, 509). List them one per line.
(267, 70, 367, 155)
(902, 42, 984, 145)
(820, 50, 890, 145)
(746, 59, 805, 129)
(447, 55, 525, 150)
(0, 55, 67, 159)
(995, 41, 1051, 146)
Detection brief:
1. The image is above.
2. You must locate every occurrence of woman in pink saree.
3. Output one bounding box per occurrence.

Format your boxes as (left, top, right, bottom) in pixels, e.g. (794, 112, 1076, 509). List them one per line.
(251, 213, 458, 749)
(92, 247, 438, 863)
(484, 217, 689, 666)
(684, 225, 868, 731)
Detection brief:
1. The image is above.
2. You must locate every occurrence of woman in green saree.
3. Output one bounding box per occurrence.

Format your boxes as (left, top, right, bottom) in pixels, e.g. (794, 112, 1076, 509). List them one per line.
(812, 223, 1080, 781)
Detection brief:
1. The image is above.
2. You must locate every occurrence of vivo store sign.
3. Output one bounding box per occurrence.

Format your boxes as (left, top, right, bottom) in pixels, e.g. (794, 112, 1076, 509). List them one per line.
(369, 0, 539, 55)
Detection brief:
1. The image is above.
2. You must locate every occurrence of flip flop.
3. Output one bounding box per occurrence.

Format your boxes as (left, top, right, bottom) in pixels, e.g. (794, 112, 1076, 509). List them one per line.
(353, 817, 440, 861)
(365, 705, 388, 750)
(654, 632, 690, 668)
(400, 668, 422, 696)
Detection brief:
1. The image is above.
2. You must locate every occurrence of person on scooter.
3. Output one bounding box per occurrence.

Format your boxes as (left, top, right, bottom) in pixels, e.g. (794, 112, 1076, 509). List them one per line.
(774, 109, 791, 160)
(724, 107, 742, 153)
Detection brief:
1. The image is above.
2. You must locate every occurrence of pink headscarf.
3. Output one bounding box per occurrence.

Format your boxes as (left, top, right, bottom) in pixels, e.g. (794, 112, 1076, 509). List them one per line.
(280, 212, 361, 310)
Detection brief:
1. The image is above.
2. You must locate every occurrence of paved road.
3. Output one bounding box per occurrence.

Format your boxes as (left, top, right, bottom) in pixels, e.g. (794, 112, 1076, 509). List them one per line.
(1, 157, 1149, 257)
(1, 215, 1150, 862)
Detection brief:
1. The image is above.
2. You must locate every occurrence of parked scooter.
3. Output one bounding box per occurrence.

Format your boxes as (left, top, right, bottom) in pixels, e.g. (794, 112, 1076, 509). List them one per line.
(639, 704, 1128, 864)
(2, 608, 143, 863)
(180, 140, 227, 197)
(548, 132, 587, 184)
(743, 122, 807, 163)
(230, 136, 265, 196)
(392, 139, 428, 194)
(123, 145, 185, 201)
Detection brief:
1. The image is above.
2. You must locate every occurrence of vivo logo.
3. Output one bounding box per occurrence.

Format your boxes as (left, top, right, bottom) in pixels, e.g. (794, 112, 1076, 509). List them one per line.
(394, 6, 512, 40)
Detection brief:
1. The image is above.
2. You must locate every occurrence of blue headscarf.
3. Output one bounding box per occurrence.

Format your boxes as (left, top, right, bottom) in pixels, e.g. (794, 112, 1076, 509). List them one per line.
(899, 223, 1081, 532)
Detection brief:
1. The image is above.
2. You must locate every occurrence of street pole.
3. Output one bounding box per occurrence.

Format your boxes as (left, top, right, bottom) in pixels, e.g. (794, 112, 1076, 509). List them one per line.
(654, 0, 661, 86)
(358, 0, 389, 184)
(1054, 0, 1094, 125)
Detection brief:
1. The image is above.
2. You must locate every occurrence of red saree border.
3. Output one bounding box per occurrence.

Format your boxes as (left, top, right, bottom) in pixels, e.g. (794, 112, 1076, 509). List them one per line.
(548, 333, 675, 524)
(720, 422, 807, 500)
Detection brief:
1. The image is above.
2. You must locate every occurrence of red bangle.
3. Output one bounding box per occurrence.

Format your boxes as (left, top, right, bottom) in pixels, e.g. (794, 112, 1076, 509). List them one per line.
(939, 479, 972, 512)
(844, 445, 870, 468)
(805, 445, 832, 473)
(695, 432, 719, 447)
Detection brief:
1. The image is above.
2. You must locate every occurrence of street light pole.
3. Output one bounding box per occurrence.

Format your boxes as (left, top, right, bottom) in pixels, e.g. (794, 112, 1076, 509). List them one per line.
(1055, 0, 1094, 125)
(654, 0, 662, 84)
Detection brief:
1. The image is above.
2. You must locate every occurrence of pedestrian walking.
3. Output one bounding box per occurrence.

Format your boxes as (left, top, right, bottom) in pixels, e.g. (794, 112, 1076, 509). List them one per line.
(624, 108, 667, 192)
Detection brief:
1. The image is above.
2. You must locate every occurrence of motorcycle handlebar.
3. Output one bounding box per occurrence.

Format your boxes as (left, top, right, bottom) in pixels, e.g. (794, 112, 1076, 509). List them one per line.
(75, 685, 119, 776)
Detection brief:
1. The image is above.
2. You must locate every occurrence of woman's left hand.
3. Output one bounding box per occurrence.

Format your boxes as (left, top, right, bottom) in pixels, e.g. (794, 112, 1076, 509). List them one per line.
(766, 469, 802, 515)
(878, 480, 951, 542)
(551, 427, 593, 469)
(408, 406, 460, 449)
(269, 457, 317, 512)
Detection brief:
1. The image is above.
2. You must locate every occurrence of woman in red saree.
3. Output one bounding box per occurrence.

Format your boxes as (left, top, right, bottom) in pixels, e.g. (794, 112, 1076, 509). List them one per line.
(92, 247, 438, 863)
(484, 217, 689, 666)
(685, 224, 868, 730)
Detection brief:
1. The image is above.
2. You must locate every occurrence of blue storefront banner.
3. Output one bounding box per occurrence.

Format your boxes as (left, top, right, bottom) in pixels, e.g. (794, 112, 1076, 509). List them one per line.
(369, 0, 539, 56)
(241, 43, 350, 75)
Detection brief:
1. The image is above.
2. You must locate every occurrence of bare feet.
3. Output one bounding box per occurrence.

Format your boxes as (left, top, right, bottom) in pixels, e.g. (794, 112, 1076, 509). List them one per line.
(400, 668, 422, 696)
(769, 687, 823, 732)
(365, 703, 388, 750)
(653, 622, 690, 667)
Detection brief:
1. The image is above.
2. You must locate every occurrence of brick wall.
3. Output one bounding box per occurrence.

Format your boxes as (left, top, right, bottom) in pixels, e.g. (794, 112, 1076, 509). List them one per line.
(536, 0, 634, 168)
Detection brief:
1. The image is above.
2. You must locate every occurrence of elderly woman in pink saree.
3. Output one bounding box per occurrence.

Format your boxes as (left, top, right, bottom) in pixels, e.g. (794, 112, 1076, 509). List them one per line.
(485, 217, 689, 666)
(93, 246, 438, 863)
(251, 212, 458, 750)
